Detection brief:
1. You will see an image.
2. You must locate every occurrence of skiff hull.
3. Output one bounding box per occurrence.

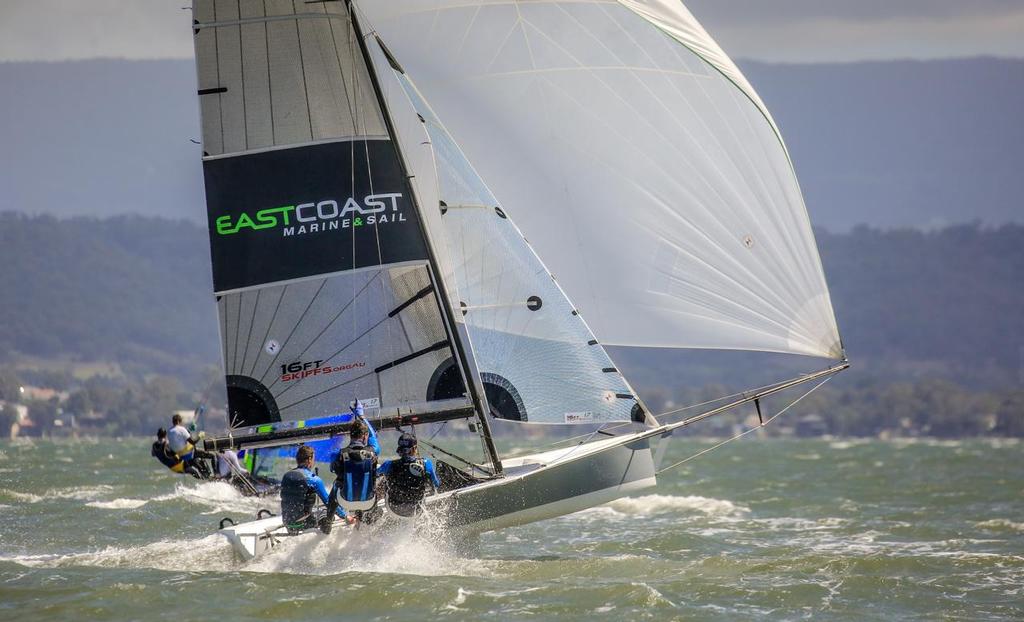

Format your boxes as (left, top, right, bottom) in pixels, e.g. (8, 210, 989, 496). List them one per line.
(219, 432, 658, 560)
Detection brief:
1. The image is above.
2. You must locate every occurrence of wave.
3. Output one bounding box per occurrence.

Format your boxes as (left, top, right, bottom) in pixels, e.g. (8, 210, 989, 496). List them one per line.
(580, 494, 750, 519)
(0, 489, 45, 503)
(85, 499, 149, 510)
(976, 518, 1024, 533)
(2, 535, 237, 573)
(149, 481, 267, 515)
(828, 440, 870, 450)
(4, 523, 493, 579)
(247, 520, 493, 578)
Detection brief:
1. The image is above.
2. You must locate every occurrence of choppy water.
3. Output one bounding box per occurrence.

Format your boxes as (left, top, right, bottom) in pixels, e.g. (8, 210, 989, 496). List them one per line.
(1, 437, 1021, 621)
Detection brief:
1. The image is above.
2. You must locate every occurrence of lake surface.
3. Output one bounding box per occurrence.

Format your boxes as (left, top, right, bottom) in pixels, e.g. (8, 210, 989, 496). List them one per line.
(1, 437, 1021, 620)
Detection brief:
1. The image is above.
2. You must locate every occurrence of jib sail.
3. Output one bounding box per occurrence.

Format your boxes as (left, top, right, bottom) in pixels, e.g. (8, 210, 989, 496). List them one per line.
(376, 61, 648, 426)
(193, 0, 471, 429)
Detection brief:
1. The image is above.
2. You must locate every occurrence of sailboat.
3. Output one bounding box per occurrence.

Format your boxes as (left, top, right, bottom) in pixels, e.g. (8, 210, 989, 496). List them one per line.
(189, 0, 847, 560)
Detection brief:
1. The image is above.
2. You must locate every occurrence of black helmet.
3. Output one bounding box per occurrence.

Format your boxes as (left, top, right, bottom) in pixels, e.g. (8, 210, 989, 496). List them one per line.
(397, 433, 417, 456)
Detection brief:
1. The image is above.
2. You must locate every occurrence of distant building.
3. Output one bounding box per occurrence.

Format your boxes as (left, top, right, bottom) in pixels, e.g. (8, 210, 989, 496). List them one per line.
(20, 385, 70, 403)
(795, 413, 828, 437)
(0, 400, 31, 439)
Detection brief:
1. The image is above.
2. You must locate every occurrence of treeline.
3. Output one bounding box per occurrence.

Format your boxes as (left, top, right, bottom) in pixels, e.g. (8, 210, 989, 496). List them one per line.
(0, 366, 210, 437)
(636, 379, 1023, 439)
(0, 214, 1022, 436)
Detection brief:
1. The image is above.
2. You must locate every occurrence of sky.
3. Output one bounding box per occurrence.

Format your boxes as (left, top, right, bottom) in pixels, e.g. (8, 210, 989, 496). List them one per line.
(1, 0, 1023, 63)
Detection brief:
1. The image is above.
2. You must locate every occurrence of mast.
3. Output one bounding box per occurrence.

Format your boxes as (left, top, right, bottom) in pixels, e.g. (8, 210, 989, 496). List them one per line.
(347, 0, 502, 474)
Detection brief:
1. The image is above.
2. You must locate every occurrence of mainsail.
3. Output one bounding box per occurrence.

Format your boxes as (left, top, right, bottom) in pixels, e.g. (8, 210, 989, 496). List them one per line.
(193, 0, 474, 430)
(359, 1, 844, 360)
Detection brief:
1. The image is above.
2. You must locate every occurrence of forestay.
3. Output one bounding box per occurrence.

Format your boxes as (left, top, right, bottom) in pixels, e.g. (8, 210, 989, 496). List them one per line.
(358, 0, 844, 360)
(193, 0, 471, 429)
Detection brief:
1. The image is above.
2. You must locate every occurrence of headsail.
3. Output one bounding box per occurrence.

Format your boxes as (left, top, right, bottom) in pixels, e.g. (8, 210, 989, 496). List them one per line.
(376, 61, 645, 426)
(358, 0, 844, 360)
(193, 0, 472, 429)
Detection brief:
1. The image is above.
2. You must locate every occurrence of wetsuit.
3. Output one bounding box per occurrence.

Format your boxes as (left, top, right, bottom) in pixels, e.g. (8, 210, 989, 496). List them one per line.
(152, 440, 182, 471)
(378, 457, 441, 517)
(280, 466, 346, 531)
(151, 439, 204, 479)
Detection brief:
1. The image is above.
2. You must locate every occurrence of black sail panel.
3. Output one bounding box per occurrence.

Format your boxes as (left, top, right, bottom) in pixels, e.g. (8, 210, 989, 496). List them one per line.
(204, 140, 428, 293)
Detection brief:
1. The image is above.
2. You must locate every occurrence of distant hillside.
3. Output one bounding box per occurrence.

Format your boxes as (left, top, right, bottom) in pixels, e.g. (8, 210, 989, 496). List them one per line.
(0, 213, 218, 380)
(1, 58, 1023, 231)
(1, 214, 1021, 391)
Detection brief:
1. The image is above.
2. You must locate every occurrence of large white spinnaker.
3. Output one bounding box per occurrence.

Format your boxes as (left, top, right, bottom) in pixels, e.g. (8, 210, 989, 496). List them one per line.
(368, 47, 644, 425)
(357, 0, 843, 360)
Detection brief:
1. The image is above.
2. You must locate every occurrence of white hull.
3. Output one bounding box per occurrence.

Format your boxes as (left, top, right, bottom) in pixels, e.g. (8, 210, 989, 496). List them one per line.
(219, 430, 658, 560)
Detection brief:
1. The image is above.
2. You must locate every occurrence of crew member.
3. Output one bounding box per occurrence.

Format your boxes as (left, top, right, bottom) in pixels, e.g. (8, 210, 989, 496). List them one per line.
(151, 428, 204, 479)
(345, 399, 380, 455)
(280, 444, 349, 532)
(377, 433, 441, 517)
(216, 449, 245, 479)
(167, 413, 216, 477)
(327, 417, 380, 526)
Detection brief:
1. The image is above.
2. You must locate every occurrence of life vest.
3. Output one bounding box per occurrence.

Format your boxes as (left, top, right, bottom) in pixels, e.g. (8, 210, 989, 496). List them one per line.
(152, 441, 183, 471)
(333, 446, 378, 512)
(386, 457, 429, 516)
(280, 468, 318, 528)
(174, 442, 196, 461)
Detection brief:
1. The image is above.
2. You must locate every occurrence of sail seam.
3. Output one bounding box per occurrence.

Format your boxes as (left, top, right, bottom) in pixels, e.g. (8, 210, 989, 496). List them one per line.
(196, 13, 348, 29)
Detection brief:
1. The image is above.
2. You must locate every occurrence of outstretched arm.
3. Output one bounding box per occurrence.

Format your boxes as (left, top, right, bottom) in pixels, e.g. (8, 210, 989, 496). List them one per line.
(365, 419, 381, 455)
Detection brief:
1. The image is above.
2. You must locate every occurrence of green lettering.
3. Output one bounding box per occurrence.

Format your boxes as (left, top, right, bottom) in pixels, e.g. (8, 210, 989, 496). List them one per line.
(256, 205, 295, 229)
(217, 205, 296, 235)
(215, 215, 235, 235)
(235, 212, 257, 231)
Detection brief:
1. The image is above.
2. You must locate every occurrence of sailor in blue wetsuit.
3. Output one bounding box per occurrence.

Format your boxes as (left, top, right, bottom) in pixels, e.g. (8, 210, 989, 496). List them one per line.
(327, 410, 381, 525)
(280, 444, 350, 532)
(378, 434, 441, 517)
(344, 400, 380, 455)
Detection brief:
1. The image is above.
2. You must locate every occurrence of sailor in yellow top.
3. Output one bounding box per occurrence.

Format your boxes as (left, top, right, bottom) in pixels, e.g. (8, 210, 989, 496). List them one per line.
(166, 414, 215, 478)
(151, 427, 205, 479)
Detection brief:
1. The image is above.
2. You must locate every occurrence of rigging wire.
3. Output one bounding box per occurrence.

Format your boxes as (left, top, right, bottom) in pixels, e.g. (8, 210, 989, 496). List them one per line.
(542, 368, 836, 449)
(655, 374, 834, 475)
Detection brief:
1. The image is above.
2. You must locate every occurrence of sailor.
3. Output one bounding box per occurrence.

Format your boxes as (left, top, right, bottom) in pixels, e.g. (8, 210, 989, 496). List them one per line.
(326, 417, 380, 526)
(151, 428, 205, 479)
(280, 444, 349, 532)
(215, 449, 245, 479)
(377, 433, 441, 517)
(345, 399, 380, 455)
(167, 414, 211, 460)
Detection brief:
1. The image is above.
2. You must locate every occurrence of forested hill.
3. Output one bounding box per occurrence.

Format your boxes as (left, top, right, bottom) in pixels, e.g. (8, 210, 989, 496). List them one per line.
(0, 213, 218, 379)
(1, 213, 1021, 391)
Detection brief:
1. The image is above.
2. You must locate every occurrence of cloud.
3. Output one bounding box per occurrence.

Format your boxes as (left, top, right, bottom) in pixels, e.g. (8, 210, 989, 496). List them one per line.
(1, 0, 1023, 63)
(0, 1, 194, 62)
(692, 8, 1024, 62)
